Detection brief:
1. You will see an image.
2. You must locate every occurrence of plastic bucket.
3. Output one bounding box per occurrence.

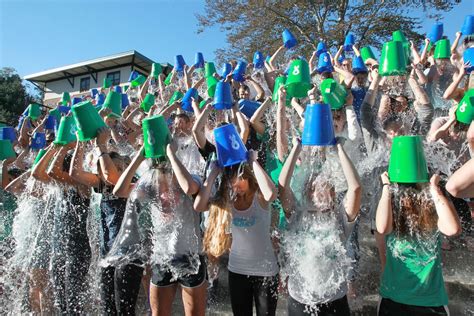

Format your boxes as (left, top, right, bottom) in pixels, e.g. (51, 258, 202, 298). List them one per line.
(456, 89, 474, 124)
(344, 33, 355, 52)
(151, 63, 162, 78)
(103, 91, 122, 117)
(392, 30, 410, 60)
(142, 115, 170, 159)
(282, 29, 297, 49)
(128, 70, 139, 82)
(463, 47, 474, 74)
(360, 46, 376, 62)
(194, 53, 204, 68)
(31, 132, 46, 149)
(175, 55, 186, 72)
(168, 91, 183, 106)
(57, 105, 71, 115)
(232, 61, 247, 82)
(379, 41, 407, 76)
(103, 77, 112, 89)
(461, 15, 474, 36)
(32, 149, 47, 167)
(61, 92, 71, 105)
(285, 59, 311, 98)
(164, 72, 173, 86)
(141, 94, 155, 113)
(121, 94, 130, 109)
(434, 39, 451, 59)
(320, 78, 348, 110)
(253, 51, 264, 69)
(72, 97, 83, 105)
(352, 56, 368, 74)
(301, 103, 336, 146)
(28, 103, 42, 120)
(45, 114, 56, 130)
(428, 22, 443, 43)
(272, 76, 291, 106)
(71, 100, 106, 141)
(90, 88, 99, 98)
(131, 75, 146, 88)
(0, 127, 16, 143)
(114, 85, 122, 94)
(388, 135, 429, 183)
(54, 116, 77, 145)
(181, 88, 198, 112)
(213, 82, 233, 110)
(206, 76, 219, 98)
(316, 42, 327, 57)
(238, 99, 260, 118)
(0, 140, 16, 160)
(221, 63, 232, 78)
(205, 62, 217, 77)
(317, 52, 334, 74)
(214, 123, 248, 167)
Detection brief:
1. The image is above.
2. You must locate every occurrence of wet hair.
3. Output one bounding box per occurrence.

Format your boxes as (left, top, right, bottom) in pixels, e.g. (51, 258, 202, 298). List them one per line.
(382, 116, 403, 132)
(320, 72, 333, 80)
(8, 167, 24, 179)
(62, 151, 73, 172)
(175, 113, 191, 123)
(239, 85, 250, 93)
(462, 35, 474, 49)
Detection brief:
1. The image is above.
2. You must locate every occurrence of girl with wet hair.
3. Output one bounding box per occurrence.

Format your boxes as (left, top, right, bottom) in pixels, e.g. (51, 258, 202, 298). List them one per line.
(376, 172, 461, 316)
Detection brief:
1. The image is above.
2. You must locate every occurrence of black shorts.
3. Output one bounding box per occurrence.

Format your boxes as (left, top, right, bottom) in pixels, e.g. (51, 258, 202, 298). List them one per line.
(151, 254, 207, 288)
(378, 297, 448, 316)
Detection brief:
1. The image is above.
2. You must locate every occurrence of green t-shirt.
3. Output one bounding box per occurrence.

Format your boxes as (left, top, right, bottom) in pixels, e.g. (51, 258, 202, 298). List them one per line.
(380, 233, 448, 307)
(0, 188, 16, 241)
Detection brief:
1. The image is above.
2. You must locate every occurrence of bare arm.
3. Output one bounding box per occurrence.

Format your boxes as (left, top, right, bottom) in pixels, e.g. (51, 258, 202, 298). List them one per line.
(430, 175, 461, 236)
(166, 142, 200, 196)
(249, 97, 272, 135)
(427, 107, 456, 143)
(337, 142, 362, 221)
(276, 86, 289, 162)
(193, 161, 221, 212)
(5, 170, 31, 195)
(246, 77, 265, 101)
(31, 145, 58, 182)
(446, 158, 474, 198)
(249, 150, 277, 204)
(269, 45, 286, 70)
(192, 103, 212, 149)
(113, 147, 145, 198)
(376, 172, 393, 235)
(278, 138, 301, 218)
(69, 141, 101, 187)
(47, 145, 77, 185)
(443, 64, 466, 101)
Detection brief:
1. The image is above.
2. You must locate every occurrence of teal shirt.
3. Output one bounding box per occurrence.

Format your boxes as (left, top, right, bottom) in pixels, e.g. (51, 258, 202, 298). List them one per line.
(380, 233, 448, 307)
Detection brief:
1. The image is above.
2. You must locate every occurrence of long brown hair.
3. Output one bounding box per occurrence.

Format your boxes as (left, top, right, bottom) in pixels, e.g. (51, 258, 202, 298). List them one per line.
(203, 164, 258, 258)
(392, 185, 438, 236)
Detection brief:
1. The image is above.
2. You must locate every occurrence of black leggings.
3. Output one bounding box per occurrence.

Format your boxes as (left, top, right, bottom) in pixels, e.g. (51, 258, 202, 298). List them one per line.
(378, 298, 448, 316)
(228, 270, 278, 316)
(100, 264, 144, 316)
(287, 295, 350, 316)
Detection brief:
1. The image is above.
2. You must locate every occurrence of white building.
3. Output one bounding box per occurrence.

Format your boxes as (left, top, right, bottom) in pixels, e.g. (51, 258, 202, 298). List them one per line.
(24, 50, 170, 105)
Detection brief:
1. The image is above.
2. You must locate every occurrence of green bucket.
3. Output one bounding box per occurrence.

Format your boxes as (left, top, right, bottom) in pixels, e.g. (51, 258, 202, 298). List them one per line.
(103, 77, 112, 89)
(320, 78, 348, 110)
(388, 135, 429, 183)
(285, 59, 311, 98)
(141, 94, 155, 113)
(199, 100, 207, 108)
(28, 103, 42, 120)
(392, 30, 410, 61)
(142, 115, 171, 159)
(0, 140, 16, 160)
(54, 116, 77, 145)
(360, 46, 376, 62)
(32, 149, 47, 167)
(206, 76, 219, 98)
(103, 91, 122, 117)
(379, 41, 407, 77)
(205, 62, 217, 77)
(131, 75, 146, 88)
(49, 108, 61, 122)
(164, 72, 173, 86)
(61, 92, 71, 105)
(151, 63, 162, 78)
(71, 101, 106, 142)
(123, 84, 129, 92)
(456, 89, 474, 124)
(434, 39, 451, 59)
(168, 91, 184, 106)
(272, 76, 291, 106)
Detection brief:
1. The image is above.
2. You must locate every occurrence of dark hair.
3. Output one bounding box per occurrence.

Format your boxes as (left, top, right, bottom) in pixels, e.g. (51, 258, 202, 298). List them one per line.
(62, 151, 73, 172)
(175, 113, 191, 123)
(462, 35, 474, 49)
(320, 72, 333, 80)
(8, 167, 24, 179)
(382, 116, 402, 131)
(239, 85, 250, 92)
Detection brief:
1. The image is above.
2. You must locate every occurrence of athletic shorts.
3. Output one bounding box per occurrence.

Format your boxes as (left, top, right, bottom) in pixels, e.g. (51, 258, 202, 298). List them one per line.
(378, 297, 449, 316)
(151, 254, 207, 288)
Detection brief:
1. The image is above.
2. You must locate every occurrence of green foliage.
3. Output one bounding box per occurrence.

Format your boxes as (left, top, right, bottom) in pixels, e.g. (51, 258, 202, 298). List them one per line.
(196, 0, 460, 63)
(0, 67, 38, 126)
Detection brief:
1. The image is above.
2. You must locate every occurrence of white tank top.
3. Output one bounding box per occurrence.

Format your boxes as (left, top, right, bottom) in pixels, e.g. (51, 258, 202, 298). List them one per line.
(228, 195, 279, 277)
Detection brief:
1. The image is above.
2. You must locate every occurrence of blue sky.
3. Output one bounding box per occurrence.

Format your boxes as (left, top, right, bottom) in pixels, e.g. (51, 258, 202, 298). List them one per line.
(0, 0, 473, 78)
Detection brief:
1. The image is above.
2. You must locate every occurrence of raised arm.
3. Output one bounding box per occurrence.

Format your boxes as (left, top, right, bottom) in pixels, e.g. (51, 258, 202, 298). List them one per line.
(193, 160, 221, 212)
(430, 175, 461, 236)
(69, 141, 100, 188)
(451, 32, 462, 61)
(192, 103, 212, 149)
(375, 172, 393, 235)
(337, 141, 362, 222)
(443, 62, 466, 102)
(113, 147, 145, 198)
(276, 86, 289, 162)
(246, 77, 265, 101)
(249, 150, 277, 204)
(427, 106, 456, 142)
(249, 97, 272, 135)
(269, 45, 286, 70)
(5, 170, 31, 195)
(31, 144, 58, 182)
(47, 144, 76, 185)
(446, 157, 474, 199)
(166, 141, 200, 196)
(278, 138, 301, 218)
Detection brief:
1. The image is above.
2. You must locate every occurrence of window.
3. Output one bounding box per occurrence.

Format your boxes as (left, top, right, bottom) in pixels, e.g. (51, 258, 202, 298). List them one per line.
(79, 77, 90, 92)
(106, 71, 121, 85)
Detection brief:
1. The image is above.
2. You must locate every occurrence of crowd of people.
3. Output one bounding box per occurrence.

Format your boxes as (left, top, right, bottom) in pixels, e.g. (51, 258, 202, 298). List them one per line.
(1, 19, 474, 316)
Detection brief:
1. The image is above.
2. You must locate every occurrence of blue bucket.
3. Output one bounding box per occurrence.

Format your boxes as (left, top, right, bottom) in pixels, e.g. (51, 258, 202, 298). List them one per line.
(16, 116, 31, 130)
(238, 99, 260, 118)
(121, 94, 130, 109)
(58, 105, 70, 115)
(253, 51, 264, 69)
(464, 48, 474, 74)
(114, 85, 122, 93)
(195, 52, 204, 68)
(344, 33, 355, 52)
(232, 61, 247, 82)
(214, 123, 248, 167)
(181, 88, 198, 112)
(72, 97, 83, 105)
(318, 52, 334, 73)
(461, 15, 474, 36)
(301, 103, 336, 146)
(175, 55, 186, 72)
(31, 132, 46, 149)
(0, 127, 17, 143)
(128, 70, 139, 82)
(428, 22, 443, 43)
(90, 88, 99, 98)
(316, 42, 327, 57)
(338, 52, 346, 64)
(45, 115, 56, 130)
(282, 29, 297, 49)
(96, 93, 106, 106)
(221, 63, 233, 78)
(352, 56, 368, 74)
(213, 82, 233, 110)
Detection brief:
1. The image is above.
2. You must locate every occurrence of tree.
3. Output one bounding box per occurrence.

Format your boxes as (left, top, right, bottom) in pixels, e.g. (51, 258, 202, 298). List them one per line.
(0, 67, 39, 126)
(196, 0, 460, 63)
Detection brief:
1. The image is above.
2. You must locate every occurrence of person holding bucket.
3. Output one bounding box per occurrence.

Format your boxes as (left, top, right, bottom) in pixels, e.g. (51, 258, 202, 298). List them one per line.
(278, 135, 362, 316)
